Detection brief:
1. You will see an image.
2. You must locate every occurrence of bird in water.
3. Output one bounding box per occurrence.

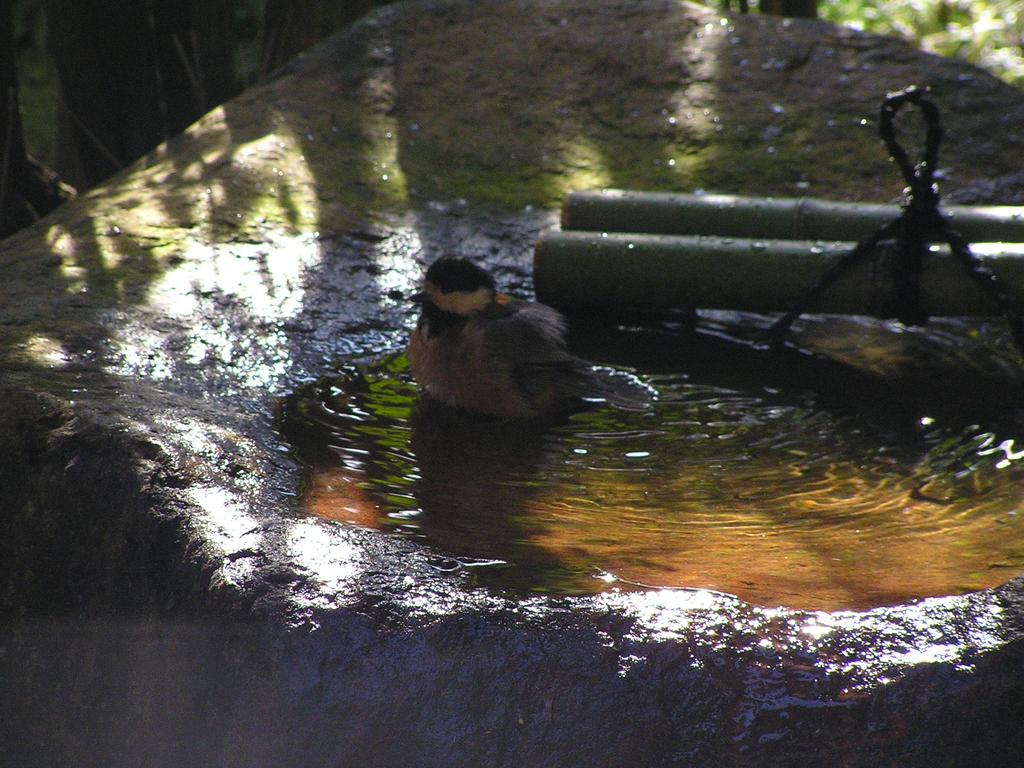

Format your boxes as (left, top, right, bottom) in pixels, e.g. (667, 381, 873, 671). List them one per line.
(408, 257, 650, 419)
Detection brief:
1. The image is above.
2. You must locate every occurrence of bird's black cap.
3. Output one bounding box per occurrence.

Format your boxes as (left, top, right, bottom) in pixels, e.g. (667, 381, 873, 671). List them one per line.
(424, 257, 496, 293)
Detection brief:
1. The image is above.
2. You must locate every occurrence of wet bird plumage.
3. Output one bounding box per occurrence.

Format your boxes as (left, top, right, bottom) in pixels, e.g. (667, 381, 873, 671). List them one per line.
(408, 258, 628, 418)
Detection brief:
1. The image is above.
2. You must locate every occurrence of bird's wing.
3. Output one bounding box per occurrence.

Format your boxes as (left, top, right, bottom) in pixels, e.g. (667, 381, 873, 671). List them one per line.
(478, 302, 596, 404)
(483, 302, 655, 411)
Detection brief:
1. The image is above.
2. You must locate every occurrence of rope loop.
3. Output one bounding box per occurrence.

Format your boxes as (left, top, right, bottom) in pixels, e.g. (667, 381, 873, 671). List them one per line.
(879, 85, 944, 230)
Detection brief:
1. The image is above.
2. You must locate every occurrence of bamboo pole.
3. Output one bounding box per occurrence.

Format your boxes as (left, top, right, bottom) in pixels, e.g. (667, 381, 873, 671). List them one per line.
(562, 189, 1024, 243)
(533, 230, 1024, 317)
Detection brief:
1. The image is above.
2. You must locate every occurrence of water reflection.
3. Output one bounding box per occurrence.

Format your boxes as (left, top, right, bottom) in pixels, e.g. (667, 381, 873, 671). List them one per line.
(281, 331, 1024, 611)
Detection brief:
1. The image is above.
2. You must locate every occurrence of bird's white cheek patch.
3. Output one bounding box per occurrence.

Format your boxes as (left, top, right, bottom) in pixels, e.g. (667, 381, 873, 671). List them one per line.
(424, 282, 493, 315)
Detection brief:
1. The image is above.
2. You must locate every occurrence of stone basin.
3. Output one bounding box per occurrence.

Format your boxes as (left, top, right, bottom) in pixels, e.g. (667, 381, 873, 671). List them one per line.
(3, 0, 1024, 765)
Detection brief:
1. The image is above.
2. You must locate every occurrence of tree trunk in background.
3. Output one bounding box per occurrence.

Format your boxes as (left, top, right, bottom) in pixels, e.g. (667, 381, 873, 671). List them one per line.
(260, 0, 377, 76)
(0, 0, 70, 239)
(760, 0, 817, 19)
(152, 1, 237, 137)
(260, 0, 323, 76)
(45, 0, 160, 188)
(44, 0, 238, 189)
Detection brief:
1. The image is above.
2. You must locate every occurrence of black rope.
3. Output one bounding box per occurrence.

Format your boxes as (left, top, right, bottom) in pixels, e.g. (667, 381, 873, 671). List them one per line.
(767, 85, 1024, 353)
(881, 86, 941, 326)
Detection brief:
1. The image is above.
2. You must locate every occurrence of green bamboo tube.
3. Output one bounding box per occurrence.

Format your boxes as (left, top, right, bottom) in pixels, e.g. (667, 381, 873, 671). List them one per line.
(533, 230, 1024, 317)
(562, 189, 1024, 244)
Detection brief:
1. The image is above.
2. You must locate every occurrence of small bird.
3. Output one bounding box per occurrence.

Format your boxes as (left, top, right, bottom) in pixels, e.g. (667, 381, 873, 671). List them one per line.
(408, 257, 648, 419)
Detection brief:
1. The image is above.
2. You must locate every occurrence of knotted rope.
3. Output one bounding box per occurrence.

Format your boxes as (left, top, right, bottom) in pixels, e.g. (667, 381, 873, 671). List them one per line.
(768, 85, 1024, 352)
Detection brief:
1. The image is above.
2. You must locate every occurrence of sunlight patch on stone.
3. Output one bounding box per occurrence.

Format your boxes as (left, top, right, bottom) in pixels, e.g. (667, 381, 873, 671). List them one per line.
(153, 236, 315, 322)
(21, 334, 70, 368)
(47, 224, 88, 294)
(285, 519, 362, 606)
(366, 227, 424, 305)
(113, 326, 175, 380)
(188, 484, 262, 555)
(618, 588, 737, 643)
(112, 232, 320, 391)
(556, 134, 614, 193)
(827, 594, 1007, 690)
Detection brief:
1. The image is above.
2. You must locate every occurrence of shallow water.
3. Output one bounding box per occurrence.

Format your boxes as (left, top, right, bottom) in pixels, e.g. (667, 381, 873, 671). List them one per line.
(280, 325, 1024, 611)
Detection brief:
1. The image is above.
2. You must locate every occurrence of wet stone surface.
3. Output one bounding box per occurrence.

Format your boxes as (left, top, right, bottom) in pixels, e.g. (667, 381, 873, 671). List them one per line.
(2, 0, 1024, 765)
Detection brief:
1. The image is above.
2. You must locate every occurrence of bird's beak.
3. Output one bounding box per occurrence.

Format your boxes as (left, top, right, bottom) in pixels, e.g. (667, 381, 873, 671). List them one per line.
(410, 291, 428, 304)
